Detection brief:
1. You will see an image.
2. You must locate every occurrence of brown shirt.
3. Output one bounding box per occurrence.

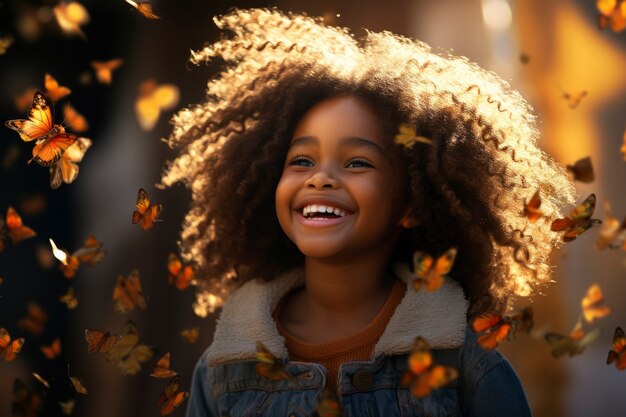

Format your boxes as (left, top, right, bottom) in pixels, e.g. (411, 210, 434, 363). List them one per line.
(273, 279, 406, 392)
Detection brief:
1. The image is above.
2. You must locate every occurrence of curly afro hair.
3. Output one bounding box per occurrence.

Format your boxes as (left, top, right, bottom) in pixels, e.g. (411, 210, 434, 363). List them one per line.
(161, 8, 576, 317)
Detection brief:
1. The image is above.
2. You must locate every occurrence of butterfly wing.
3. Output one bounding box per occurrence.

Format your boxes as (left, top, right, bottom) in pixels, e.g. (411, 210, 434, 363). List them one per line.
(477, 323, 511, 350)
(0, 327, 25, 362)
(426, 248, 457, 291)
(524, 190, 543, 223)
(607, 327, 626, 370)
(18, 303, 47, 335)
(255, 341, 291, 381)
(470, 313, 502, 333)
(156, 376, 190, 416)
(74, 234, 106, 266)
(136, 2, 161, 19)
(31, 132, 78, 166)
(44, 74, 71, 102)
(113, 270, 147, 313)
(567, 157, 594, 183)
(6, 207, 36, 244)
(41, 337, 62, 359)
(69, 376, 88, 394)
(132, 188, 151, 224)
(118, 343, 154, 375)
(407, 337, 433, 375)
(5, 91, 55, 142)
(59, 287, 78, 309)
(84, 329, 119, 353)
(581, 284, 612, 323)
(140, 203, 163, 230)
(91, 59, 123, 84)
(48, 135, 91, 188)
(550, 217, 574, 232)
(180, 327, 199, 343)
(570, 194, 596, 221)
(151, 352, 178, 378)
(63, 104, 88, 132)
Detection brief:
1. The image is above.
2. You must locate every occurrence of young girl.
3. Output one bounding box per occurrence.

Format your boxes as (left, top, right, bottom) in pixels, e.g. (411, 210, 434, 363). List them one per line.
(160, 8, 576, 417)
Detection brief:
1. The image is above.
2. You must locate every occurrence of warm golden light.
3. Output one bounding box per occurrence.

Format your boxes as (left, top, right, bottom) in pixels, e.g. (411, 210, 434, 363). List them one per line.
(482, 0, 513, 31)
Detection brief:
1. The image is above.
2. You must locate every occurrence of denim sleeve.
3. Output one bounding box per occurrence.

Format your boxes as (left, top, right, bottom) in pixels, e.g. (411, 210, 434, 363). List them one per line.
(467, 356, 532, 417)
(186, 351, 219, 417)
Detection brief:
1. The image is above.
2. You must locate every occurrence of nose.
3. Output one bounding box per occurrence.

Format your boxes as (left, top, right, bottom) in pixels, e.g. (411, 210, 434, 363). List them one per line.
(304, 165, 338, 189)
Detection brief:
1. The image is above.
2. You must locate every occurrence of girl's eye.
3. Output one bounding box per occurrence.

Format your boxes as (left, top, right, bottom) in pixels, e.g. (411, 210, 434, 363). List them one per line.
(346, 158, 373, 168)
(288, 155, 314, 167)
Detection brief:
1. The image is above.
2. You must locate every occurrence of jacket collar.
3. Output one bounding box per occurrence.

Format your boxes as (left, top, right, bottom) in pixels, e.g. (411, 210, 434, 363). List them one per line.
(206, 263, 468, 366)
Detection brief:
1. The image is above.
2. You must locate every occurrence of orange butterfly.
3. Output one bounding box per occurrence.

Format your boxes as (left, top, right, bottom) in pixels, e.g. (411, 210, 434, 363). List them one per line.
(597, 0, 626, 32)
(59, 287, 78, 309)
(84, 328, 120, 353)
(105, 320, 153, 375)
(124, 0, 161, 19)
(53, 1, 89, 38)
(560, 88, 588, 109)
(544, 319, 600, 358)
(18, 302, 47, 335)
(132, 188, 163, 230)
(607, 327, 626, 370)
(168, 253, 195, 290)
(565, 156, 594, 183)
(91, 59, 123, 85)
(394, 123, 433, 148)
(58, 399, 76, 415)
(0, 327, 25, 362)
(581, 284, 612, 323)
(12, 379, 44, 417)
(67, 365, 88, 394)
(155, 376, 190, 416)
(400, 337, 459, 398)
(255, 341, 292, 381)
(180, 327, 199, 343)
(113, 270, 148, 313)
(596, 201, 626, 250)
(151, 352, 178, 378)
(54, 235, 106, 278)
(41, 337, 62, 359)
(44, 74, 71, 102)
(5, 91, 78, 166)
(551, 194, 602, 242)
(135, 79, 180, 131)
(471, 307, 533, 350)
(314, 388, 344, 417)
(523, 190, 543, 223)
(0, 206, 37, 252)
(63, 104, 88, 132)
(411, 248, 457, 292)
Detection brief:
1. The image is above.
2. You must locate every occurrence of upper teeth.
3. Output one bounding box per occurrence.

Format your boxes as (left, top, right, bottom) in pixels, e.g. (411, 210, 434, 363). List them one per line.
(302, 204, 347, 218)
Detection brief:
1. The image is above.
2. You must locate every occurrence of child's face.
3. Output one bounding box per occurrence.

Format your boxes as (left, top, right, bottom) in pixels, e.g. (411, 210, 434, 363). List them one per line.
(275, 95, 410, 262)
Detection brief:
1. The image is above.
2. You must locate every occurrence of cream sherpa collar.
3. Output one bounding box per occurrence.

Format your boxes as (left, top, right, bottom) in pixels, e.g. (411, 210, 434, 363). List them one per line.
(206, 263, 468, 366)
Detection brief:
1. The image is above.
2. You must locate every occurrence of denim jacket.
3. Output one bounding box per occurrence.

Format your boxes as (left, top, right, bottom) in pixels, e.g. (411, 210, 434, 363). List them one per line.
(186, 266, 532, 417)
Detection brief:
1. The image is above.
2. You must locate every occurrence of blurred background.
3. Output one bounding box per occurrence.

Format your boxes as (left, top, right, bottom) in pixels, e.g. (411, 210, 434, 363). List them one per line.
(0, 0, 624, 416)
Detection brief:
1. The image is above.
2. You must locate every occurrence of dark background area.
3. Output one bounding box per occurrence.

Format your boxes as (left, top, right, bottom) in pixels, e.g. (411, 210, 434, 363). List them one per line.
(0, 1, 625, 416)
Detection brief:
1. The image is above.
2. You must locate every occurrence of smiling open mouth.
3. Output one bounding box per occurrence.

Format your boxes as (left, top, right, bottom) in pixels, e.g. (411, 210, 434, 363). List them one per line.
(301, 204, 348, 219)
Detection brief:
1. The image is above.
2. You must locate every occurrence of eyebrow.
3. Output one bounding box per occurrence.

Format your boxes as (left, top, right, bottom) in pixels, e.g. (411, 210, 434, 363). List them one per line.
(289, 135, 387, 154)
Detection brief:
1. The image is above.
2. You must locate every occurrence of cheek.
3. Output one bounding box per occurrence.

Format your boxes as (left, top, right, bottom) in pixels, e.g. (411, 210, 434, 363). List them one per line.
(275, 174, 295, 228)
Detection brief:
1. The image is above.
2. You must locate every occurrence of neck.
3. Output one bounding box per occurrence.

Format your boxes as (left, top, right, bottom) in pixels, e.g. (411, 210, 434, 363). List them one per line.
(301, 254, 394, 319)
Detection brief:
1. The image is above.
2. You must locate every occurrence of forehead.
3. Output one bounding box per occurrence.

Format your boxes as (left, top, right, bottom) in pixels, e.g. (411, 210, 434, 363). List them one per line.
(291, 95, 387, 146)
